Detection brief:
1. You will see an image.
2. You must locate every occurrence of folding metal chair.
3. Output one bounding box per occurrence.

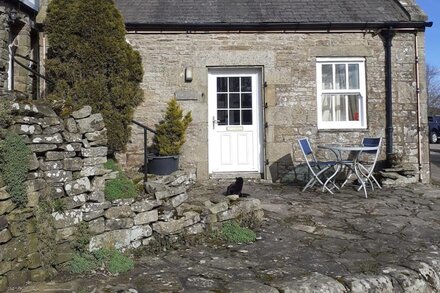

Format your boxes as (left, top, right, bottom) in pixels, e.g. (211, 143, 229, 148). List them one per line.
(298, 138, 338, 194)
(357, 137, 382, 190)
(340, 137, 383, 191)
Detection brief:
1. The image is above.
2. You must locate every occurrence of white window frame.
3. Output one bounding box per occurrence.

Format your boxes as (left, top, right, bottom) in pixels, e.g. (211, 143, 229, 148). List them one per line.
(316, 57, 367, 129)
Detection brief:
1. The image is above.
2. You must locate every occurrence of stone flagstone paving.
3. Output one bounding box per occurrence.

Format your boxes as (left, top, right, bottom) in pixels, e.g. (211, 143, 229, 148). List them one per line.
(8, 181, 440, 292)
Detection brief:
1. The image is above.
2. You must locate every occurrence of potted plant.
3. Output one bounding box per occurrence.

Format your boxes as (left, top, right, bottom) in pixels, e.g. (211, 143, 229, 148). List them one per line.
(148, 98, 192, 175)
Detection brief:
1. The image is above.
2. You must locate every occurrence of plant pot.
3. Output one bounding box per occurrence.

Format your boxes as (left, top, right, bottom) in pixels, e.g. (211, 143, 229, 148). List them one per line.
(147, 155, 179, 175)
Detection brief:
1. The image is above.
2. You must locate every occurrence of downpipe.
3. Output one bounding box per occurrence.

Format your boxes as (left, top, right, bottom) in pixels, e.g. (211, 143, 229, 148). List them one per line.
(414, 33, 424, 182)
(381, 28, 395, 163)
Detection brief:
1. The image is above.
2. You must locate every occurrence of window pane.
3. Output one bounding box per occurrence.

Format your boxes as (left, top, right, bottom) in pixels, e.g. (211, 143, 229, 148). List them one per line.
(334, 95, 347, 121)
(347, 94, 360, 121)
(242, 110, 252, 125)
(217, 77, 227, 92)
(217, 94, 227, 108)
(242, 93, 252, 108)
(335, 64, 346, 90)
(229, 77, 240, 92)
(348, 64, 360, 89)
(322, 64, 333, 90)
(229, 110, 240, 125)
(229, 93, 240, 108)
(241, 77, 252, 92)
(218, 110, 228, 125)
(322, 94, 333, 121)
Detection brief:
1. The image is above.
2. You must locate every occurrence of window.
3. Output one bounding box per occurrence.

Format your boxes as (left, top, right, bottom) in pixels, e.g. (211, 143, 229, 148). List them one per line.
(316, 58, 367, 129)
(216, 76, 253, 126)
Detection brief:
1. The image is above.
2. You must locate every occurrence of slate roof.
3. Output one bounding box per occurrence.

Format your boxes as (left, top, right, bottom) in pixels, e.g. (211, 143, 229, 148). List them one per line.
(114, 0, 423, 29)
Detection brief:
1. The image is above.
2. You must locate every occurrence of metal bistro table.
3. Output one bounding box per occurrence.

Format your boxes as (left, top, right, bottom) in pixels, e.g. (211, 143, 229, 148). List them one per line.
(318, 144, 379, 198)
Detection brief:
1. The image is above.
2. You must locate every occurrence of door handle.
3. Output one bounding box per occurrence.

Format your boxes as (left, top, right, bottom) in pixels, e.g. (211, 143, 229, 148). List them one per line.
(213, 116, 220, 129)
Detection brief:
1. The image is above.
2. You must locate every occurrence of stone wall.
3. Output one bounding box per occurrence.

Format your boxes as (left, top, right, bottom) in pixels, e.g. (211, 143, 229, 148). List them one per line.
(0, 103, 112, 291)
(85, 171, 263, 252)
(0, 102, 263, 292)
(123, 30, 429, 183)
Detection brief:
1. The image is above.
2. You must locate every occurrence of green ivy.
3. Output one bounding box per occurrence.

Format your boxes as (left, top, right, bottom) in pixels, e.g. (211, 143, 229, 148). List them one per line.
(0, 99, 13, 137)
(0, 133, 31, 206)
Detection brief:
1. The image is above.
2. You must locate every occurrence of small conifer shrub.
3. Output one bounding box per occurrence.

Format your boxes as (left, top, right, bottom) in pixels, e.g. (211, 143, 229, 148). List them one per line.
(45, 0, 144, 153)
(153, 98, 192, 156)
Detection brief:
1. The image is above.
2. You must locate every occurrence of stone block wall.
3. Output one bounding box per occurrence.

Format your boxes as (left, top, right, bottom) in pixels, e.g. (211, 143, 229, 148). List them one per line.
(0, 102, 263, 292)
(0, 103, 112, 291)
(123, 30, 429, 183)
(86, 170, 263, 252)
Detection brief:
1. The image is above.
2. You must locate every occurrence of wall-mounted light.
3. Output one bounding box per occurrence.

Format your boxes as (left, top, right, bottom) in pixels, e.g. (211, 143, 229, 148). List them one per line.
(185, 67, 193, 82)
(8, 8, 19, 24)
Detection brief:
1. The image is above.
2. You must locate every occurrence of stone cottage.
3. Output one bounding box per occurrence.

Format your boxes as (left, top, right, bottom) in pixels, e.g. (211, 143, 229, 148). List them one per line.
(114, 0, 433, 183)
(0, 0, 43, 99)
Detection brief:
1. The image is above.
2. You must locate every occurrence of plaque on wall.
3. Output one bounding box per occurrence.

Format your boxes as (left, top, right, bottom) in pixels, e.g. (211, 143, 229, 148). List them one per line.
(174, 90, 200, 101)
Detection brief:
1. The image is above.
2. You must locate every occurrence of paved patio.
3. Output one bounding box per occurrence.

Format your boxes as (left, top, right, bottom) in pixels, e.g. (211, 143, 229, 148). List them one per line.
(10, 180, 440, 292)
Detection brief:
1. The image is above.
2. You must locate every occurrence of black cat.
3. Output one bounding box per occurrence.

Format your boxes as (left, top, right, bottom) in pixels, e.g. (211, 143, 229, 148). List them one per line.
(226, 177, 244, 196)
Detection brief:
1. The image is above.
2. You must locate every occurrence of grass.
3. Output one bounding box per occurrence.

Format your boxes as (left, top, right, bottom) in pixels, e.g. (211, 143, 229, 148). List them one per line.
(68, 249, 134, 275)
(104, 159, 139, 201)
(69, 253, 98, 274)
(220, 221, 257, 244)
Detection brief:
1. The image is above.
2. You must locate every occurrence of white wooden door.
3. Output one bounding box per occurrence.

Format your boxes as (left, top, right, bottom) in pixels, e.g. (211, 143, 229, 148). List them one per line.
(208, 68, 263, 174)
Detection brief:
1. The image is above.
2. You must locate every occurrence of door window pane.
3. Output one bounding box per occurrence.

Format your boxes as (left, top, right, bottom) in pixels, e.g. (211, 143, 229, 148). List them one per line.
(217, 77, 227, 92)
(229, 93, 240, 108)
(229, 110, 240, 125)
(348, 64, 360, 89)
(217, 94, 227, 108)
(217, 110, 228, 125)
(322, 64, 333, 90)
(229, 77, 240, 92)
(335, 64, 346, 90)
(215, 74, 256, 126)
(242, 93, 252, 108)
(241, 77, 252, 92)
(242, 110, 252, 125)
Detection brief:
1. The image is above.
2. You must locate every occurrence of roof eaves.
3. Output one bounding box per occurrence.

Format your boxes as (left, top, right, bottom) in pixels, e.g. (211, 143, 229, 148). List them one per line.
(125, 21, 433, 32)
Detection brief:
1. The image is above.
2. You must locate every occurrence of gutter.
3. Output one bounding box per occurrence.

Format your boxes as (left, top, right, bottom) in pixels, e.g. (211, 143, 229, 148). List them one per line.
(125, 21, 433, 32)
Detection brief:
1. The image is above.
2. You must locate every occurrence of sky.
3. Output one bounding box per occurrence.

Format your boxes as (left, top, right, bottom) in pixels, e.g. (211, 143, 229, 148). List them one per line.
(416, 0, 440, 68)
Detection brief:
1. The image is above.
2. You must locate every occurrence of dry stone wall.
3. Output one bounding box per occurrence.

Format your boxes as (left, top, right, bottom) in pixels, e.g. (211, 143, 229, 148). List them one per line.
(0, 103, 112, 291)
(87, 170, 263, 251)
(0, 102, 263, 292)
